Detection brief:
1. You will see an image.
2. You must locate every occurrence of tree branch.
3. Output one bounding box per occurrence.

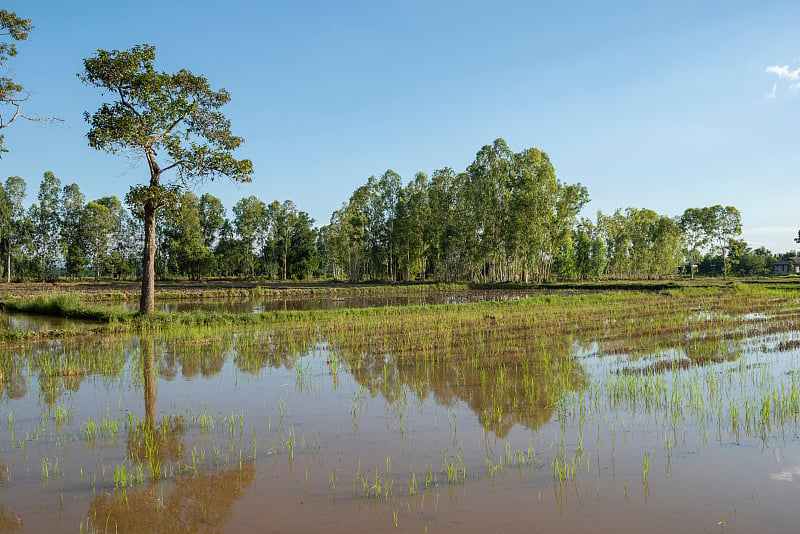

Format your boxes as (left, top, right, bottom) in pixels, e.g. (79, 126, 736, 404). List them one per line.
(151, 112, 188, 145)
(160, 159, 186, 174)
(116, 85, 144, 126)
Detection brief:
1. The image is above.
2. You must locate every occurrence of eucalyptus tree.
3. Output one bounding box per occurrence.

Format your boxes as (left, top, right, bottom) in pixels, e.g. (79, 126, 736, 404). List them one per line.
(679, 207, 714, 279)
(273, 200, 299, 280)
(678, 205, 741, 278)
(465, 139, 513, 281)
(96, 195, 125, 235)
(198, 193, 225, 249)
(232, 196, 266, 277)
(83, 201, 115, 280)
(597, 208, 682, 279)
(598, 209, 632, 278)
(426, 167, 459, 282)
(344, 183, 375, 281)
(375, 170, 402, 281)
(322, 210, 351, 281)
(626, 208, 659, 277)
(396, 172, 429, 281)
(573, 219, 606, 280)
(509, 147, 579, 283)
(61, 183, 88, 279)
(0, 175, 26, 282)
(712, 205, 741, 278)
(213, 219, 244, 277)
(648, 215, 684, 278)
(260, 200, 279, 278)
(107, 209, 141, 280)
(509, 148, 554, 282)
(286, 209, 317, 280)
(30, 171, 62, 281)
(540, 183, 589, 282)
(460, 139, 587, 283)
(80, 44, 253, 313)
(166, 192, 210, 280)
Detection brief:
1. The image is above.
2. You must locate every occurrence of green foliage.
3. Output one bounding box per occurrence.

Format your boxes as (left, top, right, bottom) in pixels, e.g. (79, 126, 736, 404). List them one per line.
(83, 200, 115, 280)
(679, 205, 742, 278)
(80, 44, 254, 312)
(1, 293, 128, 322)
(79, 44, 253, 185)
(0, 9, 33, 155)
(61, 183, 88, 279)
(30, 171, 62, 281)
(164, 192, 213, 280)
(597, 208, 683, 279)
(0, 175, 26, 281)
(322, 139, 588, 284)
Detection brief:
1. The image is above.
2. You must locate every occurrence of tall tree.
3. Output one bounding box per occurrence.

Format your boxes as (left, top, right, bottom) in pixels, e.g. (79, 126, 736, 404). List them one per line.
(274, 200, 298, 280)
(165, 192, 210, 280)
(574, 219, 606, 280)
(232, 196, 266, 277)
(0, 175, 25, 282)
(61, 183, 87, 279)
(287, 210, 317, 280)
(30, 171, 62, 281)
(0, 10, 33, 155)
(83, 200, 115, 280)
(80, 44, 253, 313)
(679, 207, 714, 279)
(198, 193, 225, 249)
(714, 205, 741, 279)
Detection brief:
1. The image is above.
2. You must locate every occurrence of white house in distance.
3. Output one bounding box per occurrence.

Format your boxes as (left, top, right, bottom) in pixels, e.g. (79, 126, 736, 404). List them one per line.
(774, 257, 800, 275)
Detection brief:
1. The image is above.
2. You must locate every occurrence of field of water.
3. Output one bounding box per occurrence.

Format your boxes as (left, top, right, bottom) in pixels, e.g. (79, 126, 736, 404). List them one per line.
(125, 289, 534, 314)
(1, 286, 799, 532)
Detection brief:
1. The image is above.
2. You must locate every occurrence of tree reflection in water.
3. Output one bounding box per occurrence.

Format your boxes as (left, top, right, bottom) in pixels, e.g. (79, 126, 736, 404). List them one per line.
(87, 461, 255, 533)
(127, 337, 183, 467)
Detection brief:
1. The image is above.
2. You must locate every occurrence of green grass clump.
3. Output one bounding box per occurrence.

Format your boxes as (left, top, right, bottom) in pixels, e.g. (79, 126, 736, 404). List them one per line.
(0, 293, 130, 323)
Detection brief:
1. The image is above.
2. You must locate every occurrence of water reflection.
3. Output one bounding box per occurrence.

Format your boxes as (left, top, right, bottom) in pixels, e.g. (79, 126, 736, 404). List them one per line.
(126, 337, 184, 467)
(0, 291, 798, 531)
(142, 337, 157, 426)
(131, 290, 534, 314)
(87, 462, 255, 533)
(338, 335, 587, 436)
(0, 505, 22, 531)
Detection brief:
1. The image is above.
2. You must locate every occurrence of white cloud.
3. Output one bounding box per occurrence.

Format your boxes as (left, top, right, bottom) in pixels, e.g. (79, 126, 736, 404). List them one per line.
(765, 65, 800, 80)
(766, 81, 777, 98)
(771, 466, 800, 482)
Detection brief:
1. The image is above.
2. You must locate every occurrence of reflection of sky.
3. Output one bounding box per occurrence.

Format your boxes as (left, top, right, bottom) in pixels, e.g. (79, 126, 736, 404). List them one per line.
(4, 314, 68, 331)
(123, 291, 533, 314)
(770, 466, 800, 482)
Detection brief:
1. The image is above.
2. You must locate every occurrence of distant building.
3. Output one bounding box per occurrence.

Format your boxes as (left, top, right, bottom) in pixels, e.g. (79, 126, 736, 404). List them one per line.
(774, 257, 800, 275)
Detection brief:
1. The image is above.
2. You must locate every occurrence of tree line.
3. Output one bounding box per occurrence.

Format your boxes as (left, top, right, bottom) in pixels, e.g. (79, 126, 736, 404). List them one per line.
(320, 140, 784, 283)
(0, 171, 324, 282)
(1, 139, 787, 284)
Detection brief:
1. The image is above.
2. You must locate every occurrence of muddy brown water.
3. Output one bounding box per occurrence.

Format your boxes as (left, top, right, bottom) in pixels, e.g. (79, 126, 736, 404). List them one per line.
(0, 311, 799, 532)
(131, 290, 535, 313)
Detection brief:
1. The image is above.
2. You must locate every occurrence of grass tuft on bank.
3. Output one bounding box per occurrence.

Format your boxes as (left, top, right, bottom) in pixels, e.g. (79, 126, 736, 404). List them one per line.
(0, 293, 130, 323)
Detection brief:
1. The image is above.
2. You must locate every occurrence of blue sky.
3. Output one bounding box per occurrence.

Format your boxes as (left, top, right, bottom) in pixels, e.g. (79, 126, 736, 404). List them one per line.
(2, 1, 800, 252)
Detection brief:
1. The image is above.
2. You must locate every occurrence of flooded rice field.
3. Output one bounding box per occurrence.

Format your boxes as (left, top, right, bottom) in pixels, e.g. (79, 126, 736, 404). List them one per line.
(130, 289, 534, 314)
(1, 288, 800, 532)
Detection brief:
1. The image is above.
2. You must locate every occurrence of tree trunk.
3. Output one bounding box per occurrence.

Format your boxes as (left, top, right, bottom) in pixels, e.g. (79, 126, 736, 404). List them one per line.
(140, 198, 157, 314)
(6, 248, 10, 283)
